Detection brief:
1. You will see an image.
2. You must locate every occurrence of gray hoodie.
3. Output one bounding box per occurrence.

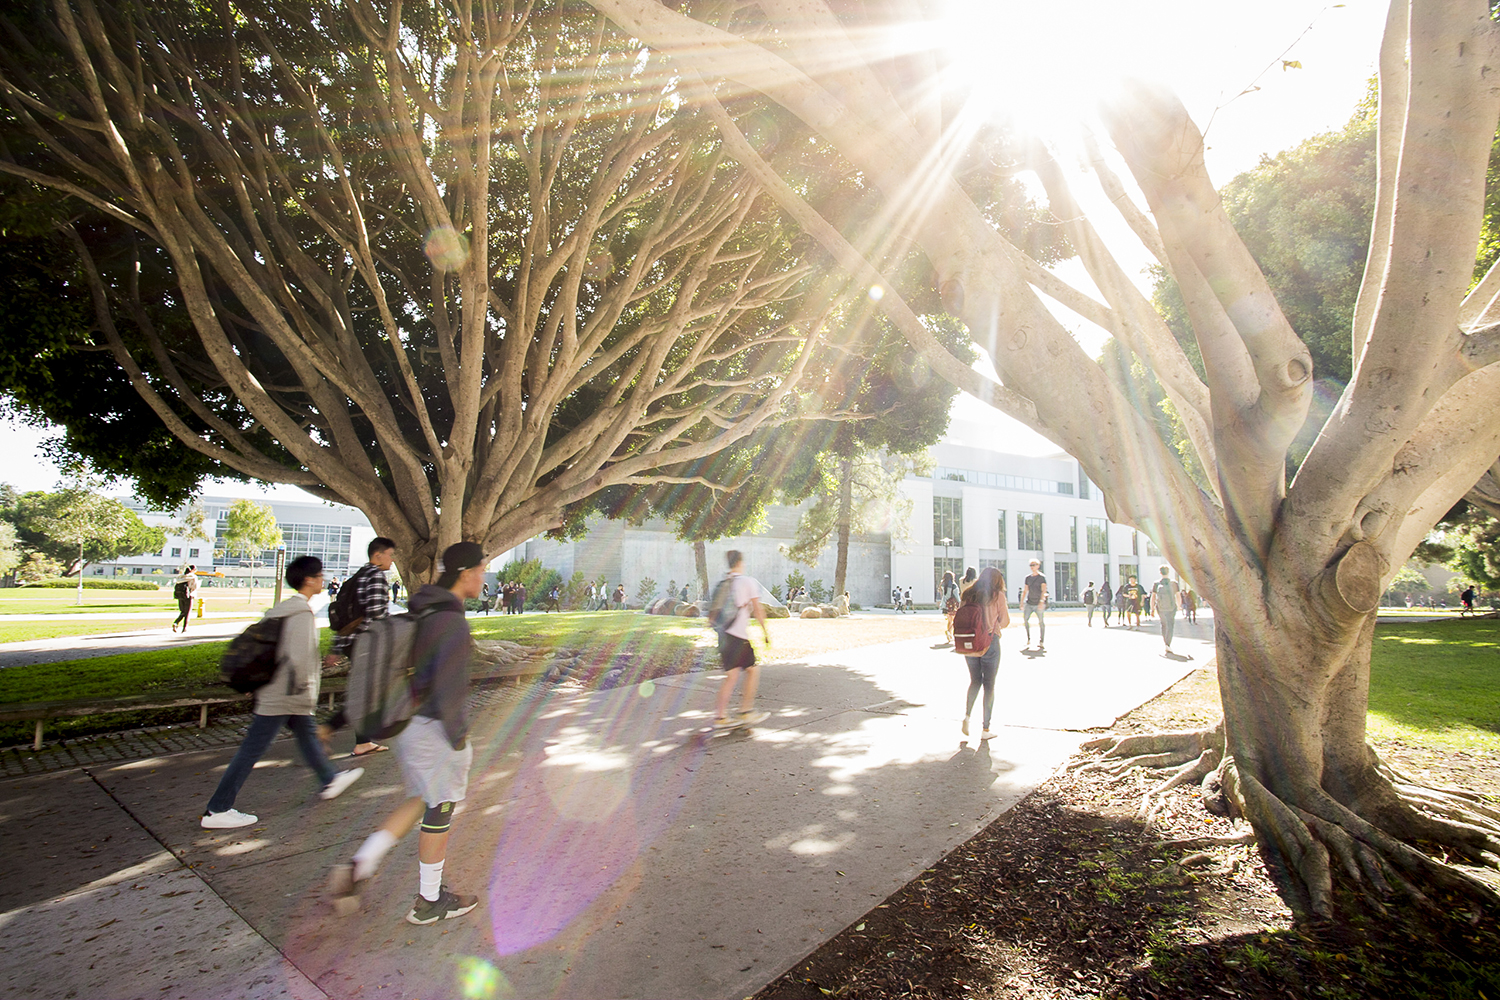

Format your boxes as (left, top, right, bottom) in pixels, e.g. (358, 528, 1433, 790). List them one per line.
(253, 593, 320, 717)
(407, 584, 473, 748)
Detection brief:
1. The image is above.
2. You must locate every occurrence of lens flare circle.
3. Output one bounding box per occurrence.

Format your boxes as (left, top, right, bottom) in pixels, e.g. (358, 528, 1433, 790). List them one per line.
(425, 226, 470, 272)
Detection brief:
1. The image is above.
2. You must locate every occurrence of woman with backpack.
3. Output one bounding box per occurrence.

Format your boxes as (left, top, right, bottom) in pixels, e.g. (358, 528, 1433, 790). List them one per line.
(953, 566, 1011, 741)
(940, 570, 960, 642)
(171, 564, 199, 633)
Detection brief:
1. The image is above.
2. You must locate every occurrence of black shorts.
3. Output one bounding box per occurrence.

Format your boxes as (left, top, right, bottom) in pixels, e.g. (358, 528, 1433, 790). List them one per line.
(719, 633, 756, 672)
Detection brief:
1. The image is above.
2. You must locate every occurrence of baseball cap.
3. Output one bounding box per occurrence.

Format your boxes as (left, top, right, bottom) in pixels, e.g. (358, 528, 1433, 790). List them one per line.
(436, 541, 485, 589)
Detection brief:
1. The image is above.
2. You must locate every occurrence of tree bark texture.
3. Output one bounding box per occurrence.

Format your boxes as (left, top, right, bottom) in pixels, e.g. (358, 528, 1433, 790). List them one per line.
(587, 0, 1500, 922)
(834, 455, 852, 597)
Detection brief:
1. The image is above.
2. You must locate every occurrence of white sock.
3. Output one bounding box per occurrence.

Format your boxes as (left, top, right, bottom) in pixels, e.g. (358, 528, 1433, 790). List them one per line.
(419, 860, 443, 901)
(351, 829, 398, 882)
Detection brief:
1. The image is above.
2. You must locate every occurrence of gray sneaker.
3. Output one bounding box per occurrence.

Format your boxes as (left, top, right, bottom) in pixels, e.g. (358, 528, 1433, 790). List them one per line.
(406, 887, 479, 925)
(735, 709, 770, 727)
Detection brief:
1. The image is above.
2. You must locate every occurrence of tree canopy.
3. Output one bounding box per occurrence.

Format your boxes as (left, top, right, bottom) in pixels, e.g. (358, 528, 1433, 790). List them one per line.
(0, 0, 879, 580)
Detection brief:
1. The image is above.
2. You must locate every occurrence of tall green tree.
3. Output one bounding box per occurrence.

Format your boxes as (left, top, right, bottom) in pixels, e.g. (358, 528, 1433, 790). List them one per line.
(0, 0, 866, 583)
(30, 489, 138, 604)
(222, 499, 281, 603)
(2, 487, 165, 581)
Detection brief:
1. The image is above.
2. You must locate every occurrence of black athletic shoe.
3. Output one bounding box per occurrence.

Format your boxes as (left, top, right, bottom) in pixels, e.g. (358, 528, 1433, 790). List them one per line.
(405, 887, 479, 925)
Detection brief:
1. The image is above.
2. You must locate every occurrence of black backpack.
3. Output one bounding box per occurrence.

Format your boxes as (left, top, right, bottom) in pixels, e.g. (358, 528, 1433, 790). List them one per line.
(329, 565, 376, 632)
(219, 616, 286, 693)
(173, 580, 190, 601)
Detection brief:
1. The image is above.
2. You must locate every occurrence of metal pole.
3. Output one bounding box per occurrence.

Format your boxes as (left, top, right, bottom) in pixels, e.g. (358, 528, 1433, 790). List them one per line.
(273, 546, 286, 605)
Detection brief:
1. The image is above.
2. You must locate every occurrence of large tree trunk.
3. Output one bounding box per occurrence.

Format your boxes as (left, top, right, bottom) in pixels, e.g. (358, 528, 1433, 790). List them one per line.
(833, 456, 853, 597)
(694, 540, 709, 602)
(1210, 583, 1500, 919)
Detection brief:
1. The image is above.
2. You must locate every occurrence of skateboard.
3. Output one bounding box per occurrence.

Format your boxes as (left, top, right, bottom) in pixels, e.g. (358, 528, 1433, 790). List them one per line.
(710, 709, 769, 736)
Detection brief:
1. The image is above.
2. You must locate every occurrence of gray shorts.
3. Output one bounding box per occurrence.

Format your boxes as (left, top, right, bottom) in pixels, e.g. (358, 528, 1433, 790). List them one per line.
(395, 715, 473, 806)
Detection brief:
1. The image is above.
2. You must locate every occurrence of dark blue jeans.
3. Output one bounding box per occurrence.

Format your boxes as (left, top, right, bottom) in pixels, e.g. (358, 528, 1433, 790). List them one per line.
(205, 714, 334, 814)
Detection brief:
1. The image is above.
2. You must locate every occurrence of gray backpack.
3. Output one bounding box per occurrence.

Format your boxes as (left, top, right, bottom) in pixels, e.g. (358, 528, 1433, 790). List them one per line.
(344, 607, 439, 740)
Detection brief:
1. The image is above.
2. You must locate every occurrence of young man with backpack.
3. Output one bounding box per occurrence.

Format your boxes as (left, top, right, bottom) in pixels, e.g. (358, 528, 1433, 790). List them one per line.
(329, 541, 486, 925)
(708, 550, 771, 729)
(1022, 560, 1048, 651)
(171, 564, 199, 633)
(321, 537, 399, 757)
(1083, 582, 1097, 627)
(200, 556, 364, 830)
(1150, 565, 1182, 656)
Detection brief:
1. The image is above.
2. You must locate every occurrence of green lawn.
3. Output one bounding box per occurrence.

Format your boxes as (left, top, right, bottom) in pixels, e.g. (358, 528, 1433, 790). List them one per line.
(0, 587, 279, 616)
(0, 619, 178, 644)
(1367, 619, 1500, 754)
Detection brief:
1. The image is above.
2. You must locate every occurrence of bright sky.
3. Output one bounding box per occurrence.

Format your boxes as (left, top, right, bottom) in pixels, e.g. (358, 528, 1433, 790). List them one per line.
(1, 1, 1391, 489)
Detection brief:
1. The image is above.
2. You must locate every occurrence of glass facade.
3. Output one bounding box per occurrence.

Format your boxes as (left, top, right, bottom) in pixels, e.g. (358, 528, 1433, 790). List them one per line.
(933, 497, 963, 548)
(1086, 518, 1109, 554)
(215, 521, 352, 578)
(997, 511, 1006, 550)
(1069, 516, 1078, 553)
(1054, 561, 1077, 602)
(1016, 512, 1043, 550)
(932, 467, 1073, 495)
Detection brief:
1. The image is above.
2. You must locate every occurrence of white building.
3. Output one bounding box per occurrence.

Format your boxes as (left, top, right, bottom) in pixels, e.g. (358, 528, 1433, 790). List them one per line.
(894, 442, 1164, 604)
(91, 494, 377, 586)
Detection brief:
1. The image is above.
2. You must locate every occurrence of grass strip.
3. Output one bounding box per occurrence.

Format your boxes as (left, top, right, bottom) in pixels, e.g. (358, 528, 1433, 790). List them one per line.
(1367, 619, 1500, 754)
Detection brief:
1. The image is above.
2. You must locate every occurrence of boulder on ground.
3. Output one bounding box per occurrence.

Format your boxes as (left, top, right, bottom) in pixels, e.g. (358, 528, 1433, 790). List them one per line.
(765, 605, 790, 619)
(800, 606, 823, 619)
(675, 602, 702, 617)
(820, 604, 840, 617)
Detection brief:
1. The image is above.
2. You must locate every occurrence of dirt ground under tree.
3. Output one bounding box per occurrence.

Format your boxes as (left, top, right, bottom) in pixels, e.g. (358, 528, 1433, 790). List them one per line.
(756, 666, 1500, 1000)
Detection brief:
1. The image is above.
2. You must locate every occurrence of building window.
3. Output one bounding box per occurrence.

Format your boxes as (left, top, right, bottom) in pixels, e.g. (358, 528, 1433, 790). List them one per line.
(1016, 512, 1043, 550)
(1079, 473, 1092, 500)
(1069, 516, 1078, 553)
(131, 567, 143, 574)
(1086, 518, 1109, 554)
(1132, 533, 1140, 556)
(1054, 561, 1077, 602)
(929, 467, 1075, 495)
(933, 497, 963, 548)
(1146, 537, 1161, 557)
(997, 511, 1006, 549)
(978, 557, 1005, 573)
(189, 548, 200, 558)
(171, 547, 182, 558)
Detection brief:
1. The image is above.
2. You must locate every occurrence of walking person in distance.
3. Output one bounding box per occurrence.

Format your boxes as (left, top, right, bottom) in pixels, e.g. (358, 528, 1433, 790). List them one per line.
(1151, 565, 1183, 656)
(956, 566, 1010, 741)
(171, 564, 199, 633)
(1098, 578, 1113, 627)
(1021, 560, 1048, 651)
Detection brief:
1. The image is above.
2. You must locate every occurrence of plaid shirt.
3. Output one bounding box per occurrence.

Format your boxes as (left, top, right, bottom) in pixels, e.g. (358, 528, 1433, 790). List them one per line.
(332, 562, 390, 656)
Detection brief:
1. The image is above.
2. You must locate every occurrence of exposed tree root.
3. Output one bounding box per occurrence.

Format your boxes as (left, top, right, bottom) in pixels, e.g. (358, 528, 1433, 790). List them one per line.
(1073, 725, 1500, 927)
(1224, 760, 1500, 924)
(1138, 747, 1221, 825)
(1159, 829, 1256, 849)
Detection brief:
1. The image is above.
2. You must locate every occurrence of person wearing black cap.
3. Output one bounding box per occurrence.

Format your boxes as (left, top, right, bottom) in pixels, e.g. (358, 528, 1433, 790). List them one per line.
(328, 541, 486, 925)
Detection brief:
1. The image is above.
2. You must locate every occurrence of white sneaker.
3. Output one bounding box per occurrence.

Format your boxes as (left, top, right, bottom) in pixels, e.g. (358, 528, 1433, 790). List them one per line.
(735, 709, 770, 726)
(961, 717, 970, 736)
(980, 730, 997, 740)
(201, 808, 258, 829)
(319, 767, 364, 801)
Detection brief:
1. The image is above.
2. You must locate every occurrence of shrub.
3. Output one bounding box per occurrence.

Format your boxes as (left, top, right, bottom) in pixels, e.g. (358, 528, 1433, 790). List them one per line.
(635, 576, 658, 606)
(23, 578, 162, 591)
(807, 579, 828, 603)
(562, 571, 589, 610)
(769, 583, 783, 601)
(784, 568, 806, 597)
(495, 558, 562, 611)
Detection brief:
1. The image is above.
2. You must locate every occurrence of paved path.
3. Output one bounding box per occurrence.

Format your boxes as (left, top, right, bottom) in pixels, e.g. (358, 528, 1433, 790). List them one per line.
(0, 615, 1214, 1000)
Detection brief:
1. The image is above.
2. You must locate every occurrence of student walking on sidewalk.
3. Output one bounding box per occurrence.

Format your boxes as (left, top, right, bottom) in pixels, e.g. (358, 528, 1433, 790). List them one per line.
(171, 564, 199, 633)
(958, 566, 1011, 740)
(329, 542, 487, 925)
(200, 556, 364, 829)
(713, 550, 772, 729)
(320, 537, 399, 757)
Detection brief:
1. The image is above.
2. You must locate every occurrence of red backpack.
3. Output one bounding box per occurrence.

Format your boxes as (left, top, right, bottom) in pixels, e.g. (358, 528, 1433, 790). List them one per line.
(952, 604, 991, 656)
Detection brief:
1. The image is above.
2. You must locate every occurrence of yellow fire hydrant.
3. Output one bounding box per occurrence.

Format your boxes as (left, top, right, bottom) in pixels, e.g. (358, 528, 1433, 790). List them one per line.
(196, 596, 205, 618)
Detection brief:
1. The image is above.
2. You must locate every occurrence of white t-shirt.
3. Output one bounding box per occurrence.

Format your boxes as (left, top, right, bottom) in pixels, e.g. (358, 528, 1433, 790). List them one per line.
(725, 572, 763, 639)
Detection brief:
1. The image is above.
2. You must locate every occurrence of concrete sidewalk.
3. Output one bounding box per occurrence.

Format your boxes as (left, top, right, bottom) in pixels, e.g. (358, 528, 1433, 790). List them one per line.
(0, 616, 1212, 1000)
